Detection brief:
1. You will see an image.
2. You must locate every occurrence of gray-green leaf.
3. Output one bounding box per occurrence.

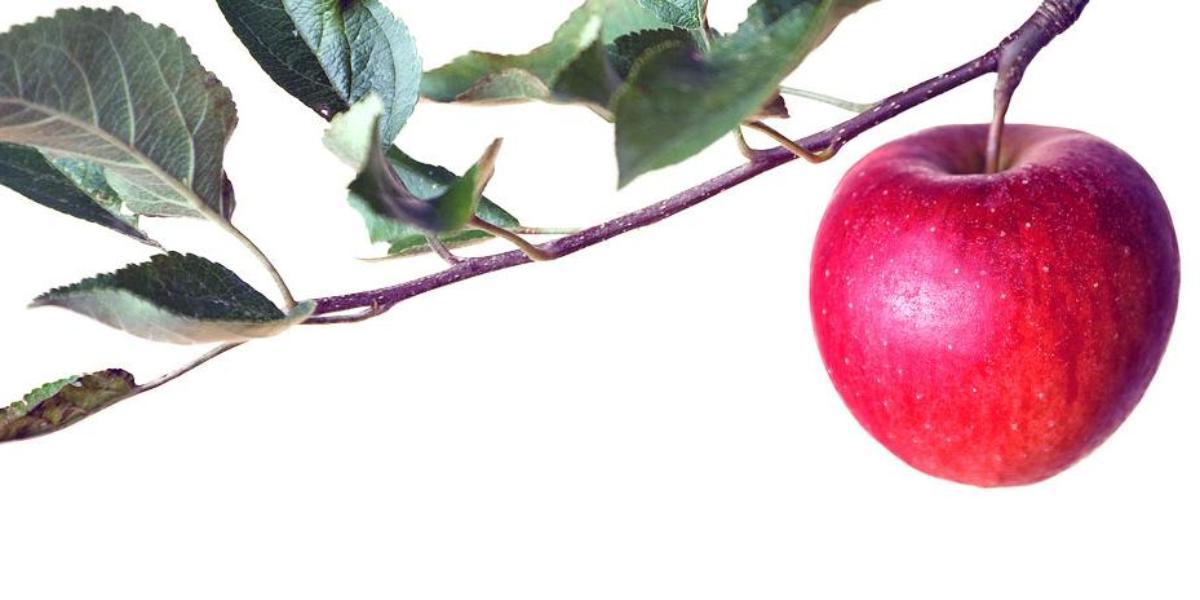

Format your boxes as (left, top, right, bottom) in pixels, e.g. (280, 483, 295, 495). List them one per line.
(216, 0, 421, 143)
(0, 8, 238, 221)
(1, 370, 137, 443)
(32, 252, 315, 344)
(637, 0, 705, 30)
(614, 0, 873, 186)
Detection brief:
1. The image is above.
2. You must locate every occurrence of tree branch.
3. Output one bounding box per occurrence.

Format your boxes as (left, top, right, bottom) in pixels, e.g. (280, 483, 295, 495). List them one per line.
(309, 0, 1090, 320)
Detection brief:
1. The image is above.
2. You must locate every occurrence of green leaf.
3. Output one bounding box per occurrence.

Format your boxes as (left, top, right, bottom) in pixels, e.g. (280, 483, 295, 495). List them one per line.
(550, 39, 625, 116)
(345, 119, 501, 234)
(325, 96, 510, 245)
(0, 8, 238, 222)
(326, 99, 519, 252)
(0, 143, 154, 244)
(608, 28, 698, 79)
(32, 253, 315, 344)
(358, 149, 521, 257)
(216, 0, 421, 143)
(421, 0, 669, 105)
(614, 0, 873, 186)
(1, 370, 138, 443)
(637, 0, 705, 30)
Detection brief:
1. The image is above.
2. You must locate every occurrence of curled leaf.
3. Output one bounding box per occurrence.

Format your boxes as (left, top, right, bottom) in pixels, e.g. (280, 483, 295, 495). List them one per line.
(1, 370, 137, 443)
(355, 149, 525, 257)
(32, 253, 315, 344)
(326, 96, 505, 236)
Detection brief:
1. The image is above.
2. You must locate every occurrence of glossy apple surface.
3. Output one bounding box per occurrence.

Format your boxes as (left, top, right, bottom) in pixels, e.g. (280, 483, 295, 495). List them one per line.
(810, 124, 1179, 486)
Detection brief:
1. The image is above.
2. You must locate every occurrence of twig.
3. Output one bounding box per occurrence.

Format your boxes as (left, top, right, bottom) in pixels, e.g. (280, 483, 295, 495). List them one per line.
(95, 1, 1090, 401)
(986, 0, 1088, 173)
(134, 343, 244, 395)
(310, 0, 1091, 320)
(426, 234, 463, 265)
(304, 302, 391, 325)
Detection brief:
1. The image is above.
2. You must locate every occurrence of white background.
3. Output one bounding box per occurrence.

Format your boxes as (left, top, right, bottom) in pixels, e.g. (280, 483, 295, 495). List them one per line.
(1, 1, 1196, 598)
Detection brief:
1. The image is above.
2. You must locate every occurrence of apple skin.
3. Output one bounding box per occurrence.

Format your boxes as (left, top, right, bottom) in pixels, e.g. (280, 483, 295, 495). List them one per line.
(810, 124, 1179, 487)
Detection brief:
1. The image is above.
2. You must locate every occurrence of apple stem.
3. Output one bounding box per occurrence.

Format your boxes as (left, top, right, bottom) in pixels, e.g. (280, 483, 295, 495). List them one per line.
(987, 0, 1090, 173)
(986, 89, 1014, 174)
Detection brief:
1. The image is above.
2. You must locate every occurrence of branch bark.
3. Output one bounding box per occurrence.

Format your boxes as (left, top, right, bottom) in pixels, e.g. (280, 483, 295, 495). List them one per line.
(310, 0, 1090, 319)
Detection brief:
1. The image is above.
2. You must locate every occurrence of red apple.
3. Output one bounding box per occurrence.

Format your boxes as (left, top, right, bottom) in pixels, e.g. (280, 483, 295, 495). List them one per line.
(810, 124, 1179, 486)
